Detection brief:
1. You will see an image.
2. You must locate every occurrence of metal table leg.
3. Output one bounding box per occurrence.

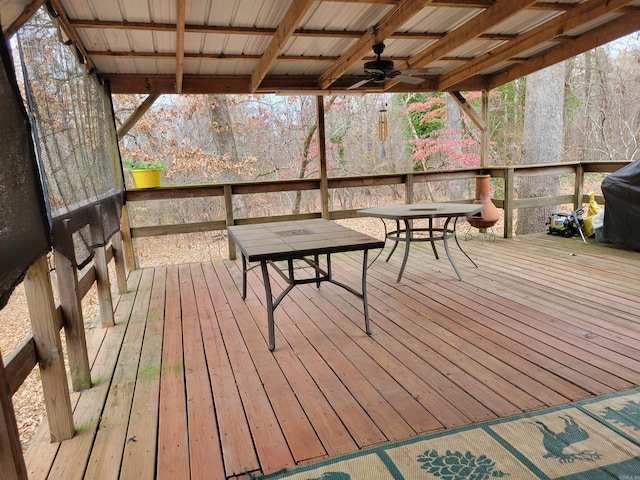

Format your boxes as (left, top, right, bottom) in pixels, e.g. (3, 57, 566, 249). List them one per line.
(453, 217, 478, 268)
(429, 217, 439, 259)
(385, 219, 400, 262)
(260, 260, 277, 351)
(362, 249, 372, 335)
(442, 217, 463, 280)
(396, 218, 412, 282)
(241, 254, 247, 299)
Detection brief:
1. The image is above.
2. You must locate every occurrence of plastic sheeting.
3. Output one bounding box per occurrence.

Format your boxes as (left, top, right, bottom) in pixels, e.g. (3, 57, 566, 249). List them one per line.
(0, 29, 50, 310)
(602, 159, 640, 250)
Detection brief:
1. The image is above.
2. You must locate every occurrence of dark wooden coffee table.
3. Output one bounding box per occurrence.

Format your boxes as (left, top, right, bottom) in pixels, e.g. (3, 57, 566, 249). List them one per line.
(228, 219, 384, 350)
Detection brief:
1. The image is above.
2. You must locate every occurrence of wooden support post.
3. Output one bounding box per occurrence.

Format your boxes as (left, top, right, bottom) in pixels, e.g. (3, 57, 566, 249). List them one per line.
(317, 96, 329, 219)
(405, 173, 414, 204)
(54, 221, 91, 391)
(111, 230, 129, 294)
(120, 204, 136, 271)
(574, 163, 585, 209)
(0, 348, 28, 479)
(91, 205, 115, 327)
(503, 167, 514, 238)
(481, 90, 489, 169)
(224, 184, 236, 260)
(24, 256, 75, 442)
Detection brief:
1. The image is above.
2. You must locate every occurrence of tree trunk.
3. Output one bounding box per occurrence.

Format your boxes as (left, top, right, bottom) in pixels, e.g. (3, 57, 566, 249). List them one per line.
(446, 94, 465, 200)
(516, 62, 565, 235)
(207, 94, 246, 217)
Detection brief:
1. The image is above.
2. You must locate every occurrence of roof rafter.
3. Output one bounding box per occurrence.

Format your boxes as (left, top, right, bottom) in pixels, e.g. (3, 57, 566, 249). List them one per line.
(87, 49, 478, 64)
(68, 18, 518, 42)
(385, 0, 538, 90)
(489, 12, 640, 89)
(439, 0, 636, 90)
(49, 0, 94, 71)
(320, 0, 432, 90)
(4, 0, 47, 37)
(250, 0, 315, 93)
(175, 0, 185, 93)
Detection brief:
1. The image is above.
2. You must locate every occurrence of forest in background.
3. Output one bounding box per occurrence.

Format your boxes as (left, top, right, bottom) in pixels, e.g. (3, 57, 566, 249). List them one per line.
(12, 8, 639, 235)
(114, 33, 639, 233)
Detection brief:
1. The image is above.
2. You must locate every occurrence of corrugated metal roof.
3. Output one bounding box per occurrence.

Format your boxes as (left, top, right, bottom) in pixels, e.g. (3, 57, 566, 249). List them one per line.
(2, 0, 637, 93)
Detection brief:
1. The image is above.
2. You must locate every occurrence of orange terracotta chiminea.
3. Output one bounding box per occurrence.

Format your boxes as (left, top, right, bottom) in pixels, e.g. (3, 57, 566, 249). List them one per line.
(467, 174, 500, 228)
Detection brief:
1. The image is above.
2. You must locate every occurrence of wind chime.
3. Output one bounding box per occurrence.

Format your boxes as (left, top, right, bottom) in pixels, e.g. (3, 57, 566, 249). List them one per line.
(378, 104, 388, 159)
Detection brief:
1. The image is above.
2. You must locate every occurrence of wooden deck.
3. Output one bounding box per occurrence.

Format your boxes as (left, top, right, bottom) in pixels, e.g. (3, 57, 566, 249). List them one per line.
(24, 233, 640, 479)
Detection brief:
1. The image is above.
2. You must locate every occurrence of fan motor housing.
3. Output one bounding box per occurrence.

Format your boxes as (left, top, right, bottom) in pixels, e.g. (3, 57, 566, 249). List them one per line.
(364, 59, 395, 74)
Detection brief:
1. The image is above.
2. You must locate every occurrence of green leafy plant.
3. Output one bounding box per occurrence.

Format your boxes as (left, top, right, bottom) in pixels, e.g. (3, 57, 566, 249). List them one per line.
(122, 158, 166, 170)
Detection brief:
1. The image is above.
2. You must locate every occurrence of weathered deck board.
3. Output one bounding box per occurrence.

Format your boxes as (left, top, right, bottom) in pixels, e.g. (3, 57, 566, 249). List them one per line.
(23, 234, 640, 479)
(157, 265, 190, 480)
(191, 264, 251, 477)
(120, 267, 166, 480)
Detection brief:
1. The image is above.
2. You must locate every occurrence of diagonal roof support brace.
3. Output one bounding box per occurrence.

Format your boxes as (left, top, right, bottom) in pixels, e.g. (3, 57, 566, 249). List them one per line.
(450, 91, 484, 130)
(117, 93, 161, 139)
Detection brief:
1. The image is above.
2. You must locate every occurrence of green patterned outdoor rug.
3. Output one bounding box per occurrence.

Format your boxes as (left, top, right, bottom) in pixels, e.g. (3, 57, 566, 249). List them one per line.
(258, 388, 640, 480)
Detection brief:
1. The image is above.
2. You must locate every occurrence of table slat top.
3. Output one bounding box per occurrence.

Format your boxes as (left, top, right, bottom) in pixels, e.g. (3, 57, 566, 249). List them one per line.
(228, 219, 384, 262)
(358, 203, 483, 220)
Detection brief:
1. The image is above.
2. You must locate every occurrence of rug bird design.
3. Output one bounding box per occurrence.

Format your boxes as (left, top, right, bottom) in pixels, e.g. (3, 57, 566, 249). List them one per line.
(530, 415, 602, 464)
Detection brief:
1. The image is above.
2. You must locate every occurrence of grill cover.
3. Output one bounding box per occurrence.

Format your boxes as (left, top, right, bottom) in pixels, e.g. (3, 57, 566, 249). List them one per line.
(601, 159, 640, 250)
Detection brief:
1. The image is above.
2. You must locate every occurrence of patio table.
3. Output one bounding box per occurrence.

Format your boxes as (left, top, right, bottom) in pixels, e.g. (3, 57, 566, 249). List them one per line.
(357, 203, 483, 282)
(228, 218, 384, 351)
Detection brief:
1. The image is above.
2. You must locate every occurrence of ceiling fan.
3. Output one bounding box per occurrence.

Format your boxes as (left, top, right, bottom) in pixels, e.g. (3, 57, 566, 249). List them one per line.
(347, 32, 443, 90)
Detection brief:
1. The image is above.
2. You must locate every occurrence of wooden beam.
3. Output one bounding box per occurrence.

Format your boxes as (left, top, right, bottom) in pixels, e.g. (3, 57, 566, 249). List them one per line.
(110, 231, 129, 294)
(49, 0, 94, 71)
(224, 184, 235, 259)
(4, 0, 47, 38)
(0, 347, 28, 479)
(91, 206, 115, 328)
(88, 49, 482, 64)
(481, 90, 489, 169)
(574, 163, 584, 211)
(175, 0, 186, 93)
(439, 0, 635, 90)
(489, 13, 640, 89)
(387, 0, 538, 90)
(71, 18, 516, 41)
(503, 167, 514, 238)
(320, 0, 431, 89)
(250, 0, 315, 93)
(24, 256, 75, 443)
(54, 221, 91, 391)
(316, 96, 329, 219)
(449, 91, 484, 130)
(4, 336, 37, 396)
(120, 204, 136, 272)
(131, 220, 228, 238)
(117, 93, 160, 139)
(106, 72, 488, 95)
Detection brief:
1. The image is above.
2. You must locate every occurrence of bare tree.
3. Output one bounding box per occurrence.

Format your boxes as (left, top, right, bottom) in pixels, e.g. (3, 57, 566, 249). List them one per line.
(516, 62, 565, 234)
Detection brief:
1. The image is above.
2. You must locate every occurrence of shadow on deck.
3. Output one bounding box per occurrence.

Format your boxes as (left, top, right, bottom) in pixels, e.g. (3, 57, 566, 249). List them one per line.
(24, 233, 640, 479)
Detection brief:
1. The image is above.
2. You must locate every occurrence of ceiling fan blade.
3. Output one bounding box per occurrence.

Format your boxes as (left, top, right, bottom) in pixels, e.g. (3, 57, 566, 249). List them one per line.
(401, 67, 444, 75)
(395, 75, 426, 85)
(347, 78, 372, 90)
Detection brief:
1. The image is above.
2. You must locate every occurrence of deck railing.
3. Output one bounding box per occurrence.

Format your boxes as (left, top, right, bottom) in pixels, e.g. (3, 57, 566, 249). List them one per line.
(1, 230, 127, 476)
(123, 161, 627, 267)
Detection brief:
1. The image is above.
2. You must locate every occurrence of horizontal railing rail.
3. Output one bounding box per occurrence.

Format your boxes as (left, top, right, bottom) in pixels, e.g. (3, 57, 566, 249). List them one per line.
(123, 161, 627, 264)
